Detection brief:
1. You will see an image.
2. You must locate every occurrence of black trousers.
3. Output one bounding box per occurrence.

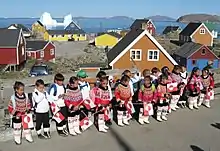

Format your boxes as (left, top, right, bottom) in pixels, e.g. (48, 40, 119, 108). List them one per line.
(68, 110, 80, 117)
(35, 112, 50, 131)
(56, 106, 68, 128)
(12, 117, 22, 129)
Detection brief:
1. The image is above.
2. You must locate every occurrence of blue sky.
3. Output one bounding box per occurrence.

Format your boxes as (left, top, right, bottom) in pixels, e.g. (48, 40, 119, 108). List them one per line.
(1, 0, 219, 18)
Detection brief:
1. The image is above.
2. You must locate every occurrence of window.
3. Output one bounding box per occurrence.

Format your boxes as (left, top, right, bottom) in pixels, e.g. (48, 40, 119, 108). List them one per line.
(192, 60, 196, 65)
(148, 50, 159, 61)
(20, 38, 23, 45)
(200, 28, 205, 34)
(50, 48, 55, 55)
(130, 49, 142, 61)
(22, 46, 25, 56)
(40, 51, 44, 58)
(201, 48, 206, 55)
(27, 52, 31, 57)
(77, 34, 80, 37)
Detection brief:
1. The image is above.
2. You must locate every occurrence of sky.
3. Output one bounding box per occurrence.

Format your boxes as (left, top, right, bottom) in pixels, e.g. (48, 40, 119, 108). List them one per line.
(0, 0, 219, 18)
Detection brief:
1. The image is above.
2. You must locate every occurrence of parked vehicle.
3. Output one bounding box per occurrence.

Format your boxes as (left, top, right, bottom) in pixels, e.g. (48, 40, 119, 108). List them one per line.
(29, 64, 52, 77)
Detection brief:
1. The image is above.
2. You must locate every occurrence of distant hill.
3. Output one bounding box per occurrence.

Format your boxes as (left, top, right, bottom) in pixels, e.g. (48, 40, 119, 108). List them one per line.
(147, 15, 175, 21)
(177, 14, 220, 23)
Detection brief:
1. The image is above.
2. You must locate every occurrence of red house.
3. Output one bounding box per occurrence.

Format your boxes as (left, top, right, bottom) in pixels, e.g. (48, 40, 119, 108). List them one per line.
(0, 28, 26, 71)
(130, 19, 156, 35)
(26, 41, 55, 62)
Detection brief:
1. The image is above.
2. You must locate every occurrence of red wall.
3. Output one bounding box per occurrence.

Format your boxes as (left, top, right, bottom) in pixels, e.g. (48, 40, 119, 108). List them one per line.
(43, 43, 55, 61)
(190, 45, 218, 60)
(146, 21, 156, 35)
(0, 48, 17, 64)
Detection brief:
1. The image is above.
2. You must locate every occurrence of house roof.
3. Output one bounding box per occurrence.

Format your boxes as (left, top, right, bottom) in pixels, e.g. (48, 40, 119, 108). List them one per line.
(37, 21, 44, 27)
(47, 29, 85, 35)
(65, 21, 81, 30)
(179, 22, 202, 36)
(97, 32, 122, 39)
(8, 24, 31, 32)
(79, 63, 107, 68)
(26, 41, 50, 51)
(0, 29, 21, 47)
(163, 26, 180, 34)
(130, 19, 150, 29)
(174, 42, 203, 58)
(107, 29, 177, 66)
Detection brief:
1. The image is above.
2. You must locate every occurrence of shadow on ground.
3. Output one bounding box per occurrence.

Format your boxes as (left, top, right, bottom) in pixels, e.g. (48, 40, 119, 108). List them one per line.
(211, 123, 220, 130)
(109, 127, 134, 151)
(190, 145, 204, 151)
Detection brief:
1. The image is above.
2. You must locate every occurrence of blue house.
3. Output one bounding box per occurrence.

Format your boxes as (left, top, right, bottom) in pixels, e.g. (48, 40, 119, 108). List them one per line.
(173, 42, 219, 72)
(65, 21, 81, 31)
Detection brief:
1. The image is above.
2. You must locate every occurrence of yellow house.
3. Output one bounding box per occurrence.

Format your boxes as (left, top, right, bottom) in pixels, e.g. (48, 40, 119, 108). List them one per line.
(95, 32, 122, 48)
(32, 21, 46, 34)
(44, 30, 87, 41)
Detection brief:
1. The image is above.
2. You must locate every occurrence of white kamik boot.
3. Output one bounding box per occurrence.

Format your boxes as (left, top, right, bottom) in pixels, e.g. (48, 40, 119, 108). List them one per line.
(156, 109, 163, 122)
(74, 115, 81, 134)
(143, 116, 150, 124)
(117, 111, 124, 127)
(138, 108, 144, 125)
(198, 94, 204, 107)
(24, 129, 34, 143)
(204, 100, 211, 108)
(68, 117, 77, 136)
(123, 111, 129, 125)
(98, 114, 107, 133)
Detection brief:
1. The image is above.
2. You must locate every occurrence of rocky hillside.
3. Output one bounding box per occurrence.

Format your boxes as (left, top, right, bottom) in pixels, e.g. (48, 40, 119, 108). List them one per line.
(177, 14, 220, 23)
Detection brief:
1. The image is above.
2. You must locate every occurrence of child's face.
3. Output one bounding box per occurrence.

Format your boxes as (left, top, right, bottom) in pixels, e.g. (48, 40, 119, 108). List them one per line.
(55, 80, 63, 86)
(144, 78, 151, 85)
(195, 70, 200, 76)
(125, 72, 132, 78)
(202, 70, 208, 76)
(36, 84, 45, 93)
(100, 80, 108, 88)
(181, 67, 186, 72)
(122, 80, 129, 86)
(16, 86, 24, 95)
(79, 77, 86, 82)
(69, 80, 78, 88)
(176, 69, 181, 74)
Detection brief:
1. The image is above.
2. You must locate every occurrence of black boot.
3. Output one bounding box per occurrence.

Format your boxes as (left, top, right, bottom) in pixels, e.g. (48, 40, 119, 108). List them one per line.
(44, 132, 51, 139)
(38, 133, 48, 139)
(106, 120, 112, 126)
(58, 130, 68, 137)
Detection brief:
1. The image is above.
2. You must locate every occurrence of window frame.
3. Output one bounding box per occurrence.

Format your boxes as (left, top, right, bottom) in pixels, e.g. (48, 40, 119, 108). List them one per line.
(21, 46, 25, 56)
(27, 51, 31, 57)
(40, 51, 44, 58)
(201, 48, 206, 55)
(200, 28, 205, 34)
(130, 49, 142, 61)
(50, 48, 55, 55)
(192, 59, 196, 65)
(147, 50, 159, 61)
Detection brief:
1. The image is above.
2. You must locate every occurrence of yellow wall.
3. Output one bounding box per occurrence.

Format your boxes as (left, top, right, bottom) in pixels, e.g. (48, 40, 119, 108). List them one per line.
(95, 34, 119, 48)
(44, 32, 87, 41)
(32, 23, 46, 33)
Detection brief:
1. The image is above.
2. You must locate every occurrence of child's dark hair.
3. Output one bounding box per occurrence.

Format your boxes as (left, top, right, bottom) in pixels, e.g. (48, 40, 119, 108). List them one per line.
(35, 79, 45, 87)
(202, 68, 209, 74)
(54, 73, 64, 82)
(120, 75, 130, 83)
(122, 70, 131, 76)
(151, 67, 159, 73)
(69, 76, 78, 84)
(96, 71, 107, 78)
(100, 76, 109, 82)
(13, 81, 24, 91)
(142, 69, 150, 77)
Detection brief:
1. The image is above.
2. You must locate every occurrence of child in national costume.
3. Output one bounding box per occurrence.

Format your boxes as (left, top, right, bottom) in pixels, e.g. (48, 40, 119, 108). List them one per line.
(91, 76, 112, 132)
(198, 68, 214, 108)
(187, 67, 202, 110)
(156, 75, 171, 122)
(77, 70, 91, 119)
(32, 79, 51, 139)
(8, 81, 33, 145)
(64, 76, 83, 136)
(179, 65, 188, 108)
(114, 75, 132, 126)
(95, 71, 113, 125)
(169, 65, 185, 111)
(138, 76, 156, 124)
(161, 66, 172, 83)
(151, 67, 161, 87)
(48, 73, 68, 136)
